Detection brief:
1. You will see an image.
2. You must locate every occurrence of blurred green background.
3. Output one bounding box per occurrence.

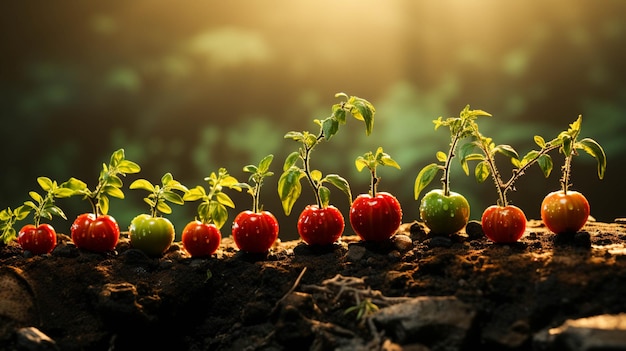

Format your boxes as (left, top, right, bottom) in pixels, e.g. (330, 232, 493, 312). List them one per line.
(1, 0, 624, 241)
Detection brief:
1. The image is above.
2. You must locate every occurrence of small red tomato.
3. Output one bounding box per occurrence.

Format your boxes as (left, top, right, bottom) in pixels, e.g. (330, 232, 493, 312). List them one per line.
(181, 220, 222, 257)
(481, 205, 527, 243)
(541, 190, 590, 234)
(18, 224, 57, 255)
(71, 213, 120, 252)
(297, 205, 344, 246)
(350, 192, 402, 242)
(232, 210, 279, 253)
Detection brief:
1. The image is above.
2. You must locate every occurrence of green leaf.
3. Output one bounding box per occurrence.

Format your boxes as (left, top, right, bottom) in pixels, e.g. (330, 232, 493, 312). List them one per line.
(534, 135, 546, 148)
(15, 206, 31, 220)
(283, 151, 301, 171)
(161, 172, 174, 185)
(348, 97, 375, 136)
(561, 135, 573, 157)
(60, 177, 88, 192)
(103, 185, 125, 199)
(310, 170, 322, 183)
(183, 186, 206, 201)
(117, 160, 141, 174)
(29, 191, 43, 204)
(318, 186, 331, 208)
(380, 154, 401, 169)
(157, 201, 173, 215)
(47, 206, 67, 220)
(475, 161, 491, 183)
(578, 138, 607, 179)
(332, 106, 347, 125)
(324, 174, 352, 203)
(23, 201, 38, 211)
(220, 175, 240, 189)
(163, 191, 185, 205)
(105, 174, 124, 188)
(537, 154, 553, 178)
(130, 179, 155, 192)
(110, 149, 125, 167)
(37, 177, 54, 192)
(436, 151, 447, 163)
(215, 192, 235, 208)
(354, 156, 368, 172)
(519, 150, 539, 168)
(284, 131, 304, 141)
(54, 187, 76, 198)
(322, 117, 339, 140)
(414, 163, 440, 200)
(458, 142, 479, 176)
(243, 165, 258, 174)
(258, 154, 274, 174)
(210, 202, 229, 229)
(99, 196, 110, 215)
(494, 144, 520, 160)
(278, 167, 304, 215)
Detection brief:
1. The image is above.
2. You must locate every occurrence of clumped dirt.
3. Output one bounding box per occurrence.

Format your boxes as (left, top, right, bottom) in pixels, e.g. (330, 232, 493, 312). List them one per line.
(2, 219, 626, 350)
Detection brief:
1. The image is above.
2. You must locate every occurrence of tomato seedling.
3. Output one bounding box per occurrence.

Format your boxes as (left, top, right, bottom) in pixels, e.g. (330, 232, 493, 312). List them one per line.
(129, 173, 188, 256)
(540, 116, 606, 234)
(414, 106, 490, 235)
(64, 149, 141, 252)
(231, 155, 280, 254)
(0, 177, 74, 254)
(182, 168, 241, 257)
(462, 113, 559, 243)
(350, 147, 402, 242)
(278, 93, 375, 246)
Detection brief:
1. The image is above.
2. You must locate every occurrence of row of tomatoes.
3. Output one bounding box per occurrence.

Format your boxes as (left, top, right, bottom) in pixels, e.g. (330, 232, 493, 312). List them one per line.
(16, 191, 402, 257)
(17, 188, 589, 257)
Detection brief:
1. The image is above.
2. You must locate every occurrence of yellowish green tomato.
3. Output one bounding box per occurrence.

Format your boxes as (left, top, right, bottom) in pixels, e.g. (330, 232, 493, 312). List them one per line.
(419, 189, 470, 235)
(129, 214, 175, 256)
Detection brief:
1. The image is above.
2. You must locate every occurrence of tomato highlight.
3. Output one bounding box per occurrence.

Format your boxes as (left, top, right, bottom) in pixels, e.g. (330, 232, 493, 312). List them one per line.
(541, 190, 590, 234)
(71, 213, 120, 252)
(481, 205, 527, 243)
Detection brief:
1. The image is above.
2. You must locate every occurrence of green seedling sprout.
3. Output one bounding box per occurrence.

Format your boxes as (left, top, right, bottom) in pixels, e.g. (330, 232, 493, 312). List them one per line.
(130, 172, 189, 218)
(183, 168, 241, 229)
(414, 105, 491, 200)
(355, 147, 401, 197)
(278, 92, 376, 215)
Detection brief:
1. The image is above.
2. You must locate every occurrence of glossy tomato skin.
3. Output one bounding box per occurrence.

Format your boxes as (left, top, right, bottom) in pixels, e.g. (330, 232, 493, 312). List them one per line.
(297, 205, 344, 246)
(541, 190, 590, 234)
(232, 210, 279, 253)
(129, 214, 175, 256)
(419, 189, 470, 235)
(481, 205, 527, 243)
(70, 213, 120, 252)
(18, 224, 57, 255)
(350, 192, 402, 242)
(181, 220, 222, 257)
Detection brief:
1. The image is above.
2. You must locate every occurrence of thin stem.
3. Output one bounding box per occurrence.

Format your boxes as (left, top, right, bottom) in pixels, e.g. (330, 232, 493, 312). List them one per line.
(441, 133, 460, 197)
(252, 180, 261, 213)
(370, 168, 378, 197)
(561, 153, 573, 194)
(303, 144, 322, 207)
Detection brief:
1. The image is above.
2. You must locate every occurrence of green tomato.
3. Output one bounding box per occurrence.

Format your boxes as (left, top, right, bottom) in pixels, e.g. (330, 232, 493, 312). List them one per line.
(129, 214, 175, 257)
(419, 189, 470, 235)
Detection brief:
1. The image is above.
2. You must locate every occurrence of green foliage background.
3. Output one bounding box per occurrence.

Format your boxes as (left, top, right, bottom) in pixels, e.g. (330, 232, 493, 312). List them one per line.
(1, 0, 624, 240)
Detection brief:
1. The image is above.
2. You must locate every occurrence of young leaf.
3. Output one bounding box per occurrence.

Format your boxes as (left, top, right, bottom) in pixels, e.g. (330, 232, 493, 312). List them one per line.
(130, 179, 156, 192)
(475, 161, 491, 183)
(578, 138, 607, 179)
(414, 163, 440, 200)
(324, 174, 352, 203)
(278, 167, 304, 216)
(537, 154, 553, 178)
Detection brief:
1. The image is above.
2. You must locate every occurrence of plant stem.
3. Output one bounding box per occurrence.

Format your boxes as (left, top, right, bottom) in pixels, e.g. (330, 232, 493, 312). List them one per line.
(252, 181, 261, 213)
(441, 133, 461, 197)
(370, 168, 378, 197)
(561, 152, 573, 195)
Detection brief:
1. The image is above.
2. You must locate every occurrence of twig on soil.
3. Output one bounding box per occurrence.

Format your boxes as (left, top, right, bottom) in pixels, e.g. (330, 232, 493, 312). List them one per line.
(270, 266, 308, 316)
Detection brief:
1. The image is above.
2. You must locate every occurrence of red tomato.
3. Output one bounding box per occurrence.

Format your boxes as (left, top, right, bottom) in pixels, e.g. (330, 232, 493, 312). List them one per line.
(70, 213, 120, 252)
(297, 205, 344, 246)
(481, 205, 527, 243)
(349, 192, 402, 242)
(232, 210, 279, 253)
(181, 220, 222, 257)
(18, 224, 57, 255)
(541, 190, 590, 234)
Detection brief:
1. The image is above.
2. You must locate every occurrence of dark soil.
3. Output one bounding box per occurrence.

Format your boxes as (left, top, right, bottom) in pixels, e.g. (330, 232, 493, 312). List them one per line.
(2, 219, 626, 350)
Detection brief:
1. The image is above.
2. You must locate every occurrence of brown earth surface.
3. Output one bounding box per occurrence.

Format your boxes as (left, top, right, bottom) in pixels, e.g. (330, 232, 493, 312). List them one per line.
(2, 218, 626, 351)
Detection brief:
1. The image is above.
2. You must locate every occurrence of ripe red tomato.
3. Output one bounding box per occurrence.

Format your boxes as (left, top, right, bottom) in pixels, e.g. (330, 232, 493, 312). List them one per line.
(349, 192, 402, 242)
(70, 213, 120, 252)
(18, 224, 57, 255)
(541, 190, 590, 234)
(232, 210, 279, 253)
(297, 205, 344, 246)
(181, 220, 222, 257)
(481, 205, 527, 243)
